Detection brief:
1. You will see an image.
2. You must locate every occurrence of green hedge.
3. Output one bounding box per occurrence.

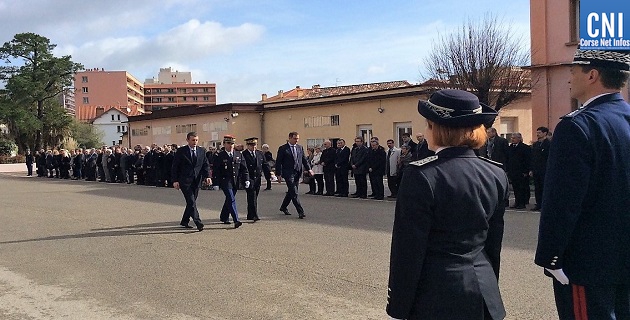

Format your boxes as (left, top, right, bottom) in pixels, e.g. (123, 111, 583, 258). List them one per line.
(0, 155, 26, 164)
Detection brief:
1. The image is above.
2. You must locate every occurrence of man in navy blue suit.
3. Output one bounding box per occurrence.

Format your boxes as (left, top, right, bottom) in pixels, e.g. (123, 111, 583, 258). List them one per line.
(275, 131, 312, 219)
(535, 49, 630, 319)
(171, 132, 211, 231)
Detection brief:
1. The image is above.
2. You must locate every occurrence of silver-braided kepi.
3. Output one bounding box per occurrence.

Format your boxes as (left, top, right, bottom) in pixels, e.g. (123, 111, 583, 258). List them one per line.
(573, 49, 630, 71)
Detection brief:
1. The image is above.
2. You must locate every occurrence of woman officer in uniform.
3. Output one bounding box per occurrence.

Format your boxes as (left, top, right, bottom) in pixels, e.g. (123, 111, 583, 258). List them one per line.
(387, 89, 509, 320)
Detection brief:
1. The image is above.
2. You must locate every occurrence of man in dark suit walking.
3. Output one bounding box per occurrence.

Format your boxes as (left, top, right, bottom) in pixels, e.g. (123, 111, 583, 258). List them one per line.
(275, 131, 312, 219)
(536, 49, 630, 320)
(334, 139, 350, 197)
(242, 137, 270, 222)
(171, 132, 211, 231)
(213, 135, 249, 228)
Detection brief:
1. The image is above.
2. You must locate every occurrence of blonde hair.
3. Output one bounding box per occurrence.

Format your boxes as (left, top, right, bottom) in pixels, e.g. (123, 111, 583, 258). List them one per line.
(428, 121, 487, 149)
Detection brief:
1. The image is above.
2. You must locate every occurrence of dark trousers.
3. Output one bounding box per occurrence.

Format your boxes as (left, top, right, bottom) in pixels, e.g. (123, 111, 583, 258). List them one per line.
(335, 169, 349, 196)
(369, 172, 384, 199)
(323, 171, 335, 195)
(510, 174, 530, 206)
(97, 165, 105, 181)
(387, 175, 399, 197)
(553, 280, 630, 320)
(246, 179, 261, 220)
(26, 163, 33, 176)
(313, 174, 324, 194)
(73, 167, 82, 179)
(220, 186, 240, 222)
(264, 171, 272, 189)
(180, 183, 203, 226)
(280, 171, 304, 214)
(127, 168, 135, 184)
(354, 173, 368, 197)
(533, 172, 545, 208)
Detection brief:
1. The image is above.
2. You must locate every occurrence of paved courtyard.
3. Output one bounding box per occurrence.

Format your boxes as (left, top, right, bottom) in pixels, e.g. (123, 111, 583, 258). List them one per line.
(0, 170, 557, 319)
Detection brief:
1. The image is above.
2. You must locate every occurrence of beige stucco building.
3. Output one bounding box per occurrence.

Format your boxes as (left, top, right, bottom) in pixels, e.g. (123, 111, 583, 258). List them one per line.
(127, 81, 532, 151)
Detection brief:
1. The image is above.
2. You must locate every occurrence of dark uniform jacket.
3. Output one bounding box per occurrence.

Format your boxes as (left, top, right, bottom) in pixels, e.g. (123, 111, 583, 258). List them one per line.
(535, 93, 630, 286)
(242, 149, 271, 186)
(350, 145, 369, 174)
(479, 135, 509, 166)
(212, 150, 249, 189)
(171, 145, 210, 187)
(387, 147, 508, 320)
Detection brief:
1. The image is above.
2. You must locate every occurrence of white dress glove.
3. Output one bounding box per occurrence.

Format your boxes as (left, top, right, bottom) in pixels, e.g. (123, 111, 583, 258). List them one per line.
(244, 180, 251, 189)
(545, 268, 569, 285)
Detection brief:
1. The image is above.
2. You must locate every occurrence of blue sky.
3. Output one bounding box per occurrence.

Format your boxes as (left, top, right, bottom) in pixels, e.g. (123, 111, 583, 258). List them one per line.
(0, 0, 531, 103)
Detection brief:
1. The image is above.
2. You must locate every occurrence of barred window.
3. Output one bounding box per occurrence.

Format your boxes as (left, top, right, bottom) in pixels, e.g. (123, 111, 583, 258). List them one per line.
(303, 115, 340, 128)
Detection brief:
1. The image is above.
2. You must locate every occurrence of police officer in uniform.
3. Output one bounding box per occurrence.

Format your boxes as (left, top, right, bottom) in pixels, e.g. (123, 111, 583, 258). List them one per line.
(387, 89, 508, 320)
(535, 49, 630, 319)
(213, 135, 249, 228)
(242, 137, 271, 222)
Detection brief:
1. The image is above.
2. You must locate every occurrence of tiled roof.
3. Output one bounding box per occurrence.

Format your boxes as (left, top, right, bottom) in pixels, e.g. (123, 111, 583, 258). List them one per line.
(76, 105, 145, 122)
(261, 81, 412, 103)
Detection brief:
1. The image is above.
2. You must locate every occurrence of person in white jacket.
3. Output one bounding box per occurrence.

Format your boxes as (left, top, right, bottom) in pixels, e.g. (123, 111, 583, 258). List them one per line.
(385, 139, 401, 198)
(309, 146, 324, 195)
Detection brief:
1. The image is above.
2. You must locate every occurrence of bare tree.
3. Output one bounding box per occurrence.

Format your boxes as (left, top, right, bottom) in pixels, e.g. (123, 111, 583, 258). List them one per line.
(422, 14, 531, 112)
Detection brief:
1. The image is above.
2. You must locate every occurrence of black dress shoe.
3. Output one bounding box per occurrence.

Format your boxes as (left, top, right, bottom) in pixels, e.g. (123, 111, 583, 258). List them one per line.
(180, 223, 194, 229)
(280, 208, 291, 215)
(387, 195, 397, 198)
(374, 197, 384, 200)
(234, 221, 243, 228)
(196, 223, 204, 231)
(298, 213, 305, 219)
(264, 188, 272, 190)
(368, 194, 374, 197)
(315, 192, 323, 195)
(335, 194, 348, 197)
(324, 193, 334, 196)
(253, 217, 260, 222)
(222, 221, 232, 224)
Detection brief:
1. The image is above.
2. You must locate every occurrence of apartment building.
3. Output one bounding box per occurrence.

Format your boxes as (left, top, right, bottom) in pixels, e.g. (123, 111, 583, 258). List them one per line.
(143, 67, 217, 111)
(73, 68, 145, 122)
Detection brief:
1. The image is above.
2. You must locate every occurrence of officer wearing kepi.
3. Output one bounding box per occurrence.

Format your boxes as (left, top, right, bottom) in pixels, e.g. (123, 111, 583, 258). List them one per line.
(535, 49, 630, 319)
(242, 137, 271, 222)
(212, 135, 249, 228)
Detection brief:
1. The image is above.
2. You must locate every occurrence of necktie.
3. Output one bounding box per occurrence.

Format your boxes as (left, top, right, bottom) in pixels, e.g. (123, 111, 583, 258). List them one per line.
(292, 145, 299, 171)
(251, 151, 256, 160)
(191, 148, 197, 165)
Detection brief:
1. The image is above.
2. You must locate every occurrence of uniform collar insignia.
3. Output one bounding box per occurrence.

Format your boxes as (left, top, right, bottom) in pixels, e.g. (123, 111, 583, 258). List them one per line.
(410, 155, 438, 167)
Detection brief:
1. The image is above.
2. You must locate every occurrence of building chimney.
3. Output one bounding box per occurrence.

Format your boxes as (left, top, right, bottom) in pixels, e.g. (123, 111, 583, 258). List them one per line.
(312, 84, 320, 89)
(95, 106, 105, 118)
(278, 90, 284, 98)
(296, 86, 304, 98)
(261, 93, 267, 101)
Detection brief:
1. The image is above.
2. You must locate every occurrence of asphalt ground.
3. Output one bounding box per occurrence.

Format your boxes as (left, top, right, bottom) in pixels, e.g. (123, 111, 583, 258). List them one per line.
(0, 172, 557, 319)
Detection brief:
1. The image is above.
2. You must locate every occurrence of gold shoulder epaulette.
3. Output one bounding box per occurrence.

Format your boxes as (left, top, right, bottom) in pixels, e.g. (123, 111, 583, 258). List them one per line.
(478, 156, 504, 169)
(410, 155, 438, 167)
